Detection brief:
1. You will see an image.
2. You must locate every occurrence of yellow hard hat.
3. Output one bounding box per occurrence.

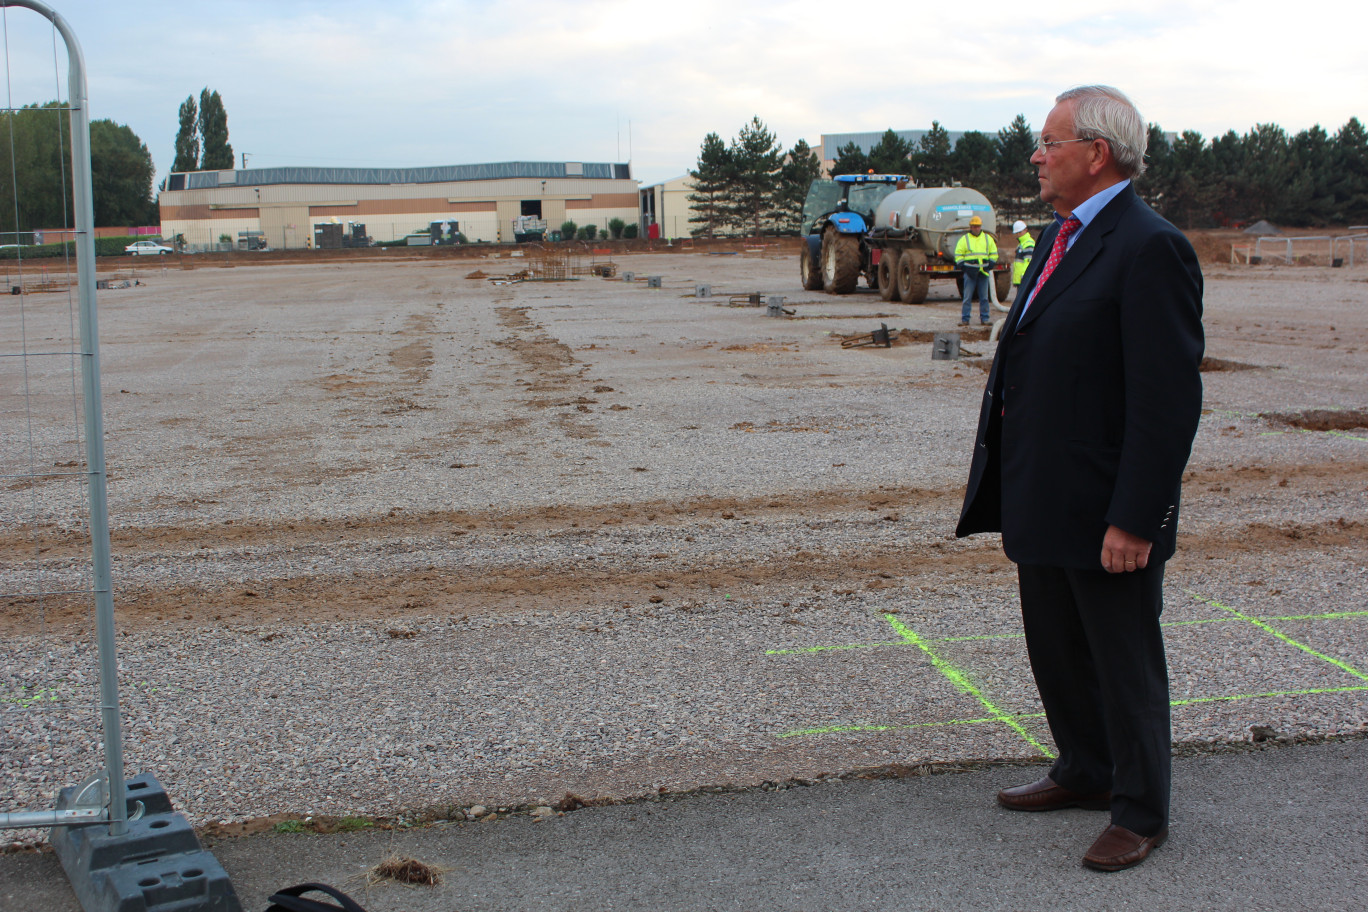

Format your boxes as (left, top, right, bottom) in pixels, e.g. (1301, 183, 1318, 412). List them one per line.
(968, 215, 983, 226)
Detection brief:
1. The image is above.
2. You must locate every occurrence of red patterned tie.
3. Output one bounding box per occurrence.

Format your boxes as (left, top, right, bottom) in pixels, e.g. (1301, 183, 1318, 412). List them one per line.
(1031, 215, 1082, 298)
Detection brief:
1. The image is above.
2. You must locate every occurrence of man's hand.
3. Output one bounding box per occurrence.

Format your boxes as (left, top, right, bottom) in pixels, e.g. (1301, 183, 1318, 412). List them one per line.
(1101, 525, 1152, 573)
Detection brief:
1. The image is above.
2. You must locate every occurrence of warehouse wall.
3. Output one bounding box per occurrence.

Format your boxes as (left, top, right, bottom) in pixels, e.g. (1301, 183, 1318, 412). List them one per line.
(159, 170, 640, 250)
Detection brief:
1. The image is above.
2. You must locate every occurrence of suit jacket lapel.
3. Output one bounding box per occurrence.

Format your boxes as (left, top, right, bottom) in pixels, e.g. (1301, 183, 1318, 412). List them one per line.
(1012, 184, 1139, 334)
(1003, 221, 1057, 336)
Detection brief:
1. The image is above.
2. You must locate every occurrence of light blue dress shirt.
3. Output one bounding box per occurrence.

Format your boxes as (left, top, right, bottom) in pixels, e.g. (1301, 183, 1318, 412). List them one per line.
(1021, 179, 1131, 315)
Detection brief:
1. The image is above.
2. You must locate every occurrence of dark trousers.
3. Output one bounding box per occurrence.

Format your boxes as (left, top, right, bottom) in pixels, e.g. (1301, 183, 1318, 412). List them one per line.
(1017, 562, 1171, 837)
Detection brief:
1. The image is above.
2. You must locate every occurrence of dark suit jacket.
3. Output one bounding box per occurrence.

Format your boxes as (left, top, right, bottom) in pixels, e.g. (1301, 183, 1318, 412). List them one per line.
(955, 184, 1204, 568)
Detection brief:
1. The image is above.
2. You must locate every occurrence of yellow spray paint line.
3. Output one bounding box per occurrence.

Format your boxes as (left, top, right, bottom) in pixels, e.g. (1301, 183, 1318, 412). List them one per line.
(1171, 685, 1368, 707)
(780, 686, 1368, 739)
(1260, 611, 1368, 622)
(780, 712, 1047, 739)
(1188, 592, 1368, 682)
(884, 614, 1055, 757)
(768, 612, 1368, 656)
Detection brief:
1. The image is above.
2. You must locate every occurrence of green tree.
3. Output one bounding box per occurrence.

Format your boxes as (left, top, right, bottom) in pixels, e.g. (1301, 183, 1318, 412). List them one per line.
(1161, 130, 1219, 228)
(726, 116, 783, 236)
(0, 103, 68, 238)
(197, 88, 234, 170)
(913, 121, 952, 186)
(1242, 123, 1295, 223)
(90, 120, 156, 226)
(1285, 125, 1335, 225)
(951, 130, 998, 193)
(774, 138, 823, 234)
(867, 129, 914, 175)
(1136, 123, 1172, 212)
(0, 102, 156, 234)
(608, 217, 625, 239)
(1332, 117, 1368, 223)
(996, 114, 1043, 222)
(172, 94, 199, 172)
(1208, 129, 1249, 225)
(687, 132, 733, 237)
(829, 140, 869, 177)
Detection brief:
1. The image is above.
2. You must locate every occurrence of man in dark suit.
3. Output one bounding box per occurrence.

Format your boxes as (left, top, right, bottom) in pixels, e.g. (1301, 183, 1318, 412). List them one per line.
(956, 85, 1204, 871)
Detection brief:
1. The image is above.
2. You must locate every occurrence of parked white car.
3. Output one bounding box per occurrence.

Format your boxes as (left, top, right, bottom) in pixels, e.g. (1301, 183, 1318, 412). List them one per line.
(125, 240, 174, 255)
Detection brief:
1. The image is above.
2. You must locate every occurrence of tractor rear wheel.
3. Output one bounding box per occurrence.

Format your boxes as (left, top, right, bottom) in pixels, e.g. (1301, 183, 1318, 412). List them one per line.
(821, 226, 860, 295)
(877, 249, 901, 301)
(897, 248, 930, 304)
(994, 268, 1012, 305)
(799, 241, 823, 290)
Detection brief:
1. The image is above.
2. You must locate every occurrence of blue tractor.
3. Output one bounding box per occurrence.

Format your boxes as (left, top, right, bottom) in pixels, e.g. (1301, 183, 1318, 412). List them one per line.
(798, 174, 907, 294)
(800, 174, 1011, 304)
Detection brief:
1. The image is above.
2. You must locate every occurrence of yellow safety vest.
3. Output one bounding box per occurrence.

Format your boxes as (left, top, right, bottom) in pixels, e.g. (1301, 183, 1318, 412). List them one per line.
(954, 231, 998, 268)
(1011, 232, 1036, 284)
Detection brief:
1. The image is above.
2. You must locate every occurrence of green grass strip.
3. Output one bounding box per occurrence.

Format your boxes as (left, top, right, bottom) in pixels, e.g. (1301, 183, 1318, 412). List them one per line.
(884, 614, 1055, 758)
(1189, 592, 1368, 682)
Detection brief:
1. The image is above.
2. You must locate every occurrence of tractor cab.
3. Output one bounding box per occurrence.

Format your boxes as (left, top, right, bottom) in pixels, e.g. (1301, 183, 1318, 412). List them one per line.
(800, 174, 908, 235)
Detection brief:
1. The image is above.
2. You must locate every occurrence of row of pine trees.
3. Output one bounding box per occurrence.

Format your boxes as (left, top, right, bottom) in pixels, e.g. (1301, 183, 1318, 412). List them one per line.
(687, 115, 1368, 235)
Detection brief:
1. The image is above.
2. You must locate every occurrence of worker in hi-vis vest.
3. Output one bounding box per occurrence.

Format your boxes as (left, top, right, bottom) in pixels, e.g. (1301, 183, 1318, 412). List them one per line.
(955, 215, 999, 325)
(1008, 220, 1036, 304)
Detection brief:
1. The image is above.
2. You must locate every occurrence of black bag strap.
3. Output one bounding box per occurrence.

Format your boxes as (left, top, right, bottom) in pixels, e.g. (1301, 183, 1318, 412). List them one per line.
(266, 882, 369, 912)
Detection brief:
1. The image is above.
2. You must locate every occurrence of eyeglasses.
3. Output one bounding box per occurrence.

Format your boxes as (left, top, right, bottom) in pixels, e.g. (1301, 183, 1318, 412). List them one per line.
(1036, 137, 1093, 154)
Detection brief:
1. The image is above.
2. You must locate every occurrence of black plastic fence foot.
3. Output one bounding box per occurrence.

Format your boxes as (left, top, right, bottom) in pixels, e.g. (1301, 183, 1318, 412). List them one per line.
(50, 773, 242, 912)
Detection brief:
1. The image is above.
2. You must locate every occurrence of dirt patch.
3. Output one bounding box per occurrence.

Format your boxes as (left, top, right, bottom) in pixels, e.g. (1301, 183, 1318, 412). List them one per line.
(7, 459, 1367, 640)
(1263, 408, 1368, 432)
(834, 327, 992, 348)
(1201, 357, 1262, 372)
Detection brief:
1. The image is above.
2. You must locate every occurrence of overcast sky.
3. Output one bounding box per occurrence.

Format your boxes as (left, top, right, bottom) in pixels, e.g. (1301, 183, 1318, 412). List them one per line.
(3, 0, 1365, 190)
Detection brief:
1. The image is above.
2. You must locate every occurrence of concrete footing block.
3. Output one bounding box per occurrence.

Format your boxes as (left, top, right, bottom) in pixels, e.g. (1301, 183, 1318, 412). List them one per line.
(932, 332, 961, 360)
(50, 774, 242, 912)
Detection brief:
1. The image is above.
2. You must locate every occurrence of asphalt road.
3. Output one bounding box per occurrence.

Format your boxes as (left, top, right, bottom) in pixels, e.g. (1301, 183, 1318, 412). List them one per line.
(4, 737, 1364, 912)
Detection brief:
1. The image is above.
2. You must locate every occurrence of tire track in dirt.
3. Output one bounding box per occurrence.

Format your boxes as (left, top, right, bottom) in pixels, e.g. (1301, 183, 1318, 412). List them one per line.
(494, 304, 605, 440)
(4, 459, 1365, 638)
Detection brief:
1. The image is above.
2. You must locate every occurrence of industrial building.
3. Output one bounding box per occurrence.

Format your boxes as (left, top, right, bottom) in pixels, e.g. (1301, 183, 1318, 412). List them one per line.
(818, 129, 968, 171)
(638, 173, 695, 240)
(157, 161, 638, 250)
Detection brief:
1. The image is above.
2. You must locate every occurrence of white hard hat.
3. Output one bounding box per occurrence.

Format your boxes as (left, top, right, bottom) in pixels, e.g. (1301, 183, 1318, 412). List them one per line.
(1012, 220, 1027, 234)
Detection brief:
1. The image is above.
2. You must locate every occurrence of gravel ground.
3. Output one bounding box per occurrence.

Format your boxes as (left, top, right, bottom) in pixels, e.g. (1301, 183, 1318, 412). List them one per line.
(2, 249, 1366, 847)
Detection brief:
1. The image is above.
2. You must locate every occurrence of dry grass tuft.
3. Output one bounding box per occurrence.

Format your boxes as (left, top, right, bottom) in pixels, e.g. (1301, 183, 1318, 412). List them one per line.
(369, 855, 442, 886)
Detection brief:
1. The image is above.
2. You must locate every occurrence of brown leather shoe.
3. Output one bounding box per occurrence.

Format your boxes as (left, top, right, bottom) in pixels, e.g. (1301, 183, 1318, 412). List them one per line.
(1083, 824, 1169, 871)
(997, 776, 1111, 812)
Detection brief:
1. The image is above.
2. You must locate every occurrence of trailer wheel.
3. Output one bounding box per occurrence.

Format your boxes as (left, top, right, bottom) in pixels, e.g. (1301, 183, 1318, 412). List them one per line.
(897, 248, 930, 304)
(877, 249, 901, 301)
(821, 226, 860, 295)
(994, 268, 1012, 304)
(799, 241, 823, 290)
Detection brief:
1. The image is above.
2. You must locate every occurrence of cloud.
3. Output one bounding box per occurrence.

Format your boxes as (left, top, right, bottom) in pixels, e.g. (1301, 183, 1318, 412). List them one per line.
(1, 0, 1364, 189)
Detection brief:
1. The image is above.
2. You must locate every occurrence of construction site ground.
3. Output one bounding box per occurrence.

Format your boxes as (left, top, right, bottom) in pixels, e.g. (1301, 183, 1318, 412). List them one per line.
(1, 238, 1365, 908)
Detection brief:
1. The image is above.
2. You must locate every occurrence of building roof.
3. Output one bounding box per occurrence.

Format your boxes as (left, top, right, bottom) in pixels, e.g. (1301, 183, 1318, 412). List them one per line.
(820, 130, 967, 160)
(162, 161, 633, 192)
